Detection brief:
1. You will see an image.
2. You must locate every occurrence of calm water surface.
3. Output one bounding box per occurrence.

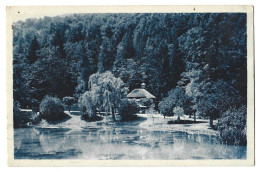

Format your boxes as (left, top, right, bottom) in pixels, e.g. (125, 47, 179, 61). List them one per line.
(14, 115, 246, 160)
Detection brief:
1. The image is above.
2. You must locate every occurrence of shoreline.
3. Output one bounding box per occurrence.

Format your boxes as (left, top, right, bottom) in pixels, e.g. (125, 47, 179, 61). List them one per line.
(137, 114, 219, 136)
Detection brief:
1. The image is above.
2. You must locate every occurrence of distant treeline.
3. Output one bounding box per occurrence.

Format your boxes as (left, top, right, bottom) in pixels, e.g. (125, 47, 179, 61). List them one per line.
(13, 13, 247, 108)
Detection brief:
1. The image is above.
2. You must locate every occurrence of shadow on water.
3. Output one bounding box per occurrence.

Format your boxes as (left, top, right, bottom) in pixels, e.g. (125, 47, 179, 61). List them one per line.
(14, 115, 247, 160)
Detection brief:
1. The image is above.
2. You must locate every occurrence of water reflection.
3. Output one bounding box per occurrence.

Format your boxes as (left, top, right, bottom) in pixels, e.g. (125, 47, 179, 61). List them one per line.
(14, 116, 247, 160)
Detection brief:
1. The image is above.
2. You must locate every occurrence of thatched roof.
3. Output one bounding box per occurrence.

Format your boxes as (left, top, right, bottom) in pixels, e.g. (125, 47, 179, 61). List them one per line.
(127, 88, 156, 99)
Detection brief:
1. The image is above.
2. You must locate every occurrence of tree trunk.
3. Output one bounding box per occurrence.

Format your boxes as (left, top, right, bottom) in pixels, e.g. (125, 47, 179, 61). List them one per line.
(112, 106, 116, 121)
(209, 115, 213, 128)
(177, 115, 180, 123)
(194, 113, 196, 122)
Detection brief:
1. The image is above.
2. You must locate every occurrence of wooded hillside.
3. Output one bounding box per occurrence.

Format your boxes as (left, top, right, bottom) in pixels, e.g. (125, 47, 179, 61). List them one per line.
(13, 13, 247, 109)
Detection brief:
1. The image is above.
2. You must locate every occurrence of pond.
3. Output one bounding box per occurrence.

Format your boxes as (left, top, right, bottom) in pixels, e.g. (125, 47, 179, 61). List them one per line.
(14, 114, 246, 160)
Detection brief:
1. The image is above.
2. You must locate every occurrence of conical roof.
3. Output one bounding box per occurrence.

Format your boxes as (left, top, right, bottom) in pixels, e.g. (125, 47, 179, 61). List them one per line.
(127, 88, 156, 99)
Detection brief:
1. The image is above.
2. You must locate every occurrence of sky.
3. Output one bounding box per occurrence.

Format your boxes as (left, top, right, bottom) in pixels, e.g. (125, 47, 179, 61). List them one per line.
(13, 13, 63, 22)
(9, 7, 68, 22)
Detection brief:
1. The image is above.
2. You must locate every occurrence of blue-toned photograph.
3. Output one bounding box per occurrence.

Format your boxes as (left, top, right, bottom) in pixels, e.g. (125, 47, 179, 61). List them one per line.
(13, 13, 247, 160)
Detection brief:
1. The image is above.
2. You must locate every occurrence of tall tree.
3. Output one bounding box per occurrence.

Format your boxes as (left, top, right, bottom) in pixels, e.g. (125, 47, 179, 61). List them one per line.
(88, 71, 127, 121)
(27, 35, 40, 64)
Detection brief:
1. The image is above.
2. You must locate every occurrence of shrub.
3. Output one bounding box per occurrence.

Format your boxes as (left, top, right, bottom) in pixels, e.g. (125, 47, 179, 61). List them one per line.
(217, 106, 247, 146)
(78, 91, 102, 121)
(39, 96, 69, 123)
(81, 113, 103, 122)
(118, 99, 139, 121)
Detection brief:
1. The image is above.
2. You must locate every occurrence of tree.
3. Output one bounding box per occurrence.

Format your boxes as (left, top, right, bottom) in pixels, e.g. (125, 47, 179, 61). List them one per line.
(159, 86, 186, 118)
(50, 22, 68, 58)
(184, 66, 242, 127)
(98, 37, 115, 72)
(166, 42, 184, 93)
(39, 95, 69, 123)
(173, 106, 184, 123)
(118, 99, 139, 121)
(78, 91, 98, 120)
(12, 13, 247, 127)
(27, 35, 40, 64)
(183, 96, 196, 121)
(178, 14, 247, 127)
(87, 71, 127, 121)
(62, 97, 75, 112)
(28, 47, 73, 102)
(217, 106, 247, 146)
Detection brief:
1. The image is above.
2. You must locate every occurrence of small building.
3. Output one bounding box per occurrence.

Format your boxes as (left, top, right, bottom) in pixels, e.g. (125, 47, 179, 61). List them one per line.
(127, 83, 156, 113)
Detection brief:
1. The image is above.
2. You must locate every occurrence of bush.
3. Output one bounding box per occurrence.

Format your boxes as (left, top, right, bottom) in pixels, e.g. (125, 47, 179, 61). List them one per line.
(78, 91, 101, 121)
(81, 113, 103, 121)
(217, 106, 247, 146)
(118, 99, 139, 121)
(39, 96, 69, 123)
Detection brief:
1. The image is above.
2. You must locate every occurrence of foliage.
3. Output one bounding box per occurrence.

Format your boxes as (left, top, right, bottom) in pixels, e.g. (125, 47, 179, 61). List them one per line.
(13, 101, 23, 128)
(31, 98, 40, 112)
(13, 14, 247, 141)
(78, 91, 97, 120)
(179, 17, 246, 126)
(140, 98, 153, 107)
(78, 72, 125, 121)
(88, 71, 127, 121)
(183, 96, 196, 118)
(184, 67, 242, 126)
(13, 13, 246, 110)
(173, 106, 184, 123)
(27, 35, 40, 64)
(217, 106, 247, 146)
(13, 101, 21, 116)
(13, 101, 40, 127)
(158, 86, 186, 116)
(118, 99, 139, 121)
(62, 96, 75, 112)
(173, 106, 184, 117)
(39, 95, 69, 123)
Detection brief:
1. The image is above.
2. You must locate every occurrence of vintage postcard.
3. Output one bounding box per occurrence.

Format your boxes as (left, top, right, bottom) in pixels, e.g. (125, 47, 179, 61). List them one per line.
(6, 6, 254, 166)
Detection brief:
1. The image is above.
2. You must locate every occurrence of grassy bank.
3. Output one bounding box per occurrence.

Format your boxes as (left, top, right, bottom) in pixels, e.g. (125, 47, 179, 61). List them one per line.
(137, 114, 218, 136)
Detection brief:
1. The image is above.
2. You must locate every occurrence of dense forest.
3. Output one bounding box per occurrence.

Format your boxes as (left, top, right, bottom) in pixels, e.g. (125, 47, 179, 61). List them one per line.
(13, 13, 246, 102)
(13, 13, 247, 145)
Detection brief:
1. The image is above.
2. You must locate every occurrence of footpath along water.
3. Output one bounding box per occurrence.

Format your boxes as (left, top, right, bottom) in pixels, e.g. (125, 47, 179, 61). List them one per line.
(14, 113, 246, 160)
